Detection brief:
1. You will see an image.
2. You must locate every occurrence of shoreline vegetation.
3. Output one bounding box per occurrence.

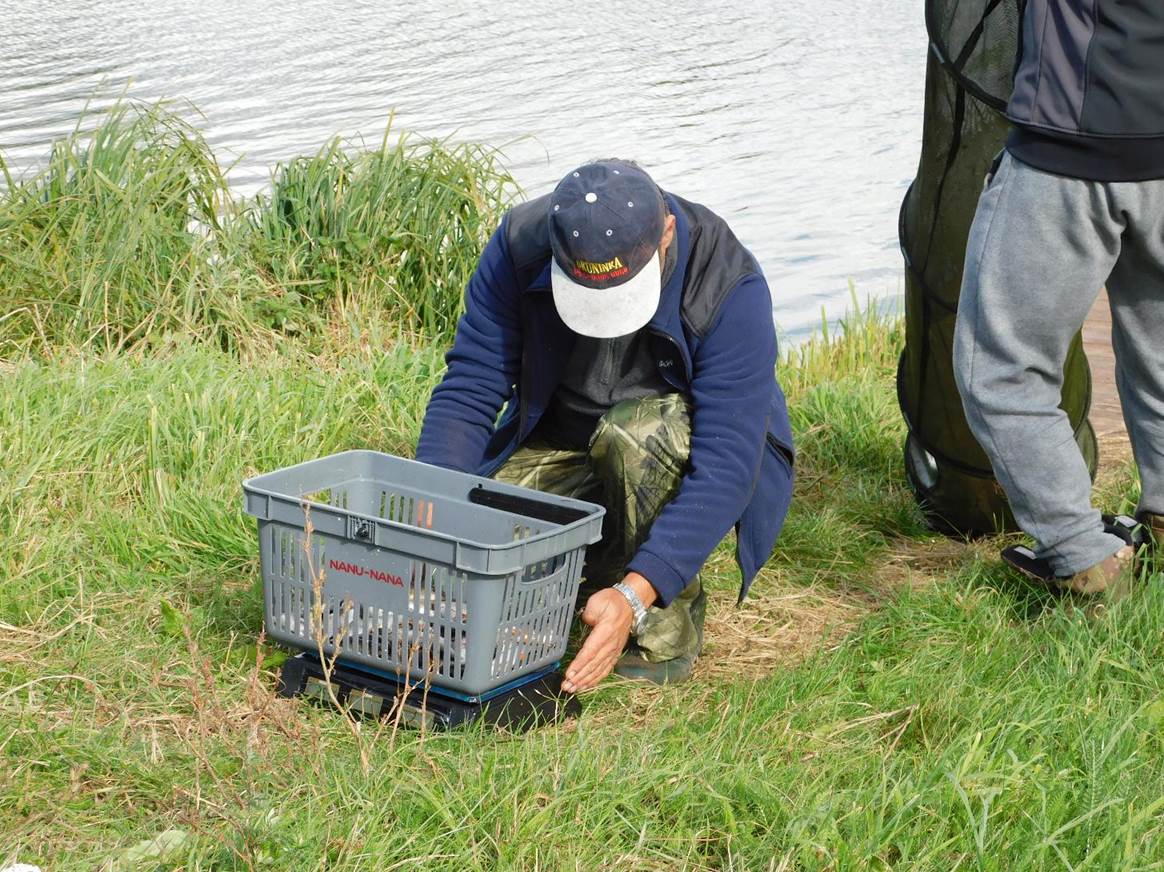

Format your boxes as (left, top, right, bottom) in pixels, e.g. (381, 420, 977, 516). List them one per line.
(0, 102, 517, 357)
(2, 102, 1160, 869)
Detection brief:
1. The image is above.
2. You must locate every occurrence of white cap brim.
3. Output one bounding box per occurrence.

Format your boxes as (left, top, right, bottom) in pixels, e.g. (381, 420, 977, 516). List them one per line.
(550, 254, 661, 339)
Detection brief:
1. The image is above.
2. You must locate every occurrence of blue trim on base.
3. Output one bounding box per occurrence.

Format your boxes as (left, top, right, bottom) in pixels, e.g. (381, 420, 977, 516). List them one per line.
(298, 651, 560, 704)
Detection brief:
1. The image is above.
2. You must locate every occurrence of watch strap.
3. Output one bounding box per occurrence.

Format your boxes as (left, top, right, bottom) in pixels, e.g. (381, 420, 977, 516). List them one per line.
(613, 581, 649, 636)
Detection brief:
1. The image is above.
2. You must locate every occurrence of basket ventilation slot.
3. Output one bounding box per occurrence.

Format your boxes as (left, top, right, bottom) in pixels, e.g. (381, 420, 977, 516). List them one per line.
(491, 547, 581, 679)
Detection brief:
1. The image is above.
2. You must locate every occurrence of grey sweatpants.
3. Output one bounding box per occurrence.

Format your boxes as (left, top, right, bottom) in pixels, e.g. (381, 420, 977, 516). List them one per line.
(954, 151, 1164, 576)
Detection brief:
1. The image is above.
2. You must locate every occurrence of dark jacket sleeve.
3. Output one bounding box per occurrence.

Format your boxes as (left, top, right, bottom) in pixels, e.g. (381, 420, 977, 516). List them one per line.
(415, 218, 522, 472)
(626, 275, 778, 606)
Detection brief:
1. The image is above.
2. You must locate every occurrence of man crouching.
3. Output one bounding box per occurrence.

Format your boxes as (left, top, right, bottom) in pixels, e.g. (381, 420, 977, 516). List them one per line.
(416, 160, 794, 692)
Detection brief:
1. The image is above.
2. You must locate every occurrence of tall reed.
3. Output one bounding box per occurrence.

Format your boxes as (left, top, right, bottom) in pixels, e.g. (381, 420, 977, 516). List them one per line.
(240, 126, 518, 340)
(0, 102, 269, 354)
(0, 102, 518, 356)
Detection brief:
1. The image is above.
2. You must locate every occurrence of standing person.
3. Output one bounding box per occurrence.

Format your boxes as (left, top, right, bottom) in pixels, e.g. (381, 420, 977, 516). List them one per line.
(954, 0, 1164, 597)
(416, 160, 794, 692)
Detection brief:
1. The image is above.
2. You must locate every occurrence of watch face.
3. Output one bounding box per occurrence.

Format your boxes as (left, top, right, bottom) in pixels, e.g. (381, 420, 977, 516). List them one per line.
(633, 609, 648, 636)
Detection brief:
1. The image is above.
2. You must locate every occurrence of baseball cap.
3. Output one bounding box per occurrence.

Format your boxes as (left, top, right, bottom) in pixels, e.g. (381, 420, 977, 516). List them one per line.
(548, 160, 667, 338)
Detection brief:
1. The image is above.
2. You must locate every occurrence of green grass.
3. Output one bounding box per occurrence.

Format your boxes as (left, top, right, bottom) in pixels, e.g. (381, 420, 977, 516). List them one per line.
(3, 307, 1160, 870)
(0, 102, 516, 355)
(0, 103, 258, 355)
(2, 107, 1161, 870)
(240, 124, 516, 337)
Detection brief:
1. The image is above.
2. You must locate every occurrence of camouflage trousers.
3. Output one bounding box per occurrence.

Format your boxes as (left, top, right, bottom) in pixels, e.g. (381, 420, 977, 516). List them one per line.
(495, 394, 704, 662)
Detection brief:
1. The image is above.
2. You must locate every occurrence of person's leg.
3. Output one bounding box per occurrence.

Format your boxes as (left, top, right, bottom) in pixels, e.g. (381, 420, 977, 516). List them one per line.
(587, 394, 703, 667)
(1106, 178, 1164, 529)
(492, 440, 599, 501)
(953, 152, 1126, 576)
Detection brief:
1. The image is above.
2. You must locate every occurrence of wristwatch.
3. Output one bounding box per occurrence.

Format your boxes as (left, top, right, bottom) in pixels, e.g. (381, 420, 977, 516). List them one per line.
(613, 581, 649, 637)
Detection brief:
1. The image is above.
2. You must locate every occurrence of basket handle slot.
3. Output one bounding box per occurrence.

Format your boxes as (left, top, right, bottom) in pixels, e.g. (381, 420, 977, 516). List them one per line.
(468, 485, 589, 526)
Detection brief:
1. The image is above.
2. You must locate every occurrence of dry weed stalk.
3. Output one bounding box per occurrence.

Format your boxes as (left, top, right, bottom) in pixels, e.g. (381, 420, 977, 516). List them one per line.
(167, 616, 315, 869)
(177, 625, 263, 871)
(301, 504, 372, 773)
(387, 640, 423, 742)
(385, 637, 438, 746)
(417, 643, 437, 745)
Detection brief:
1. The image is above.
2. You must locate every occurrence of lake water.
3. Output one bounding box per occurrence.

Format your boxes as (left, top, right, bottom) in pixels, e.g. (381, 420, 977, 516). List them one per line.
(0, 0, 926, 339)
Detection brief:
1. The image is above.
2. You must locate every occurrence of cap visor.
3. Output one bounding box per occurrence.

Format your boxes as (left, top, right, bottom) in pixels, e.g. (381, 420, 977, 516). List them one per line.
(551, 255, 661, 338)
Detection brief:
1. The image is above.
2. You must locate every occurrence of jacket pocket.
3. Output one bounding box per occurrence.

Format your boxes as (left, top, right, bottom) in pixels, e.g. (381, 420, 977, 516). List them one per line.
(983, 150, 1008, 191)
(766, 431, 794, 469)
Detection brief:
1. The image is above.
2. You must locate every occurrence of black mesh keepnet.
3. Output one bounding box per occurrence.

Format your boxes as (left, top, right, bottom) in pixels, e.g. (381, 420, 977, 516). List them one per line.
(898, 0, 1096, 535)
(927, 0, 1021, 109)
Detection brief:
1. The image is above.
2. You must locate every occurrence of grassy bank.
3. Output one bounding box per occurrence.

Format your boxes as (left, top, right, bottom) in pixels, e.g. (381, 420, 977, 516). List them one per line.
(4, 313, 1160, 870)
(0, 103, 515, 355)
(2, 105, 1161, 870)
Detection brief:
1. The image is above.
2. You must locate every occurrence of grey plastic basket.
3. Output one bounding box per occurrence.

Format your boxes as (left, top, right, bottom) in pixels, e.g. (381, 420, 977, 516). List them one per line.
(243, 450, 604, 698)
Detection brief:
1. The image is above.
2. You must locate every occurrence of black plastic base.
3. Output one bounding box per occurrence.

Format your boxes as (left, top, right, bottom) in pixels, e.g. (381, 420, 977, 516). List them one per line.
(276, 652, 581, 732)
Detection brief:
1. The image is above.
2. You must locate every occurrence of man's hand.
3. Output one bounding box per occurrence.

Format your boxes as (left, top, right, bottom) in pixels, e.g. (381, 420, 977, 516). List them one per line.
(562, 573, 657, 693)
